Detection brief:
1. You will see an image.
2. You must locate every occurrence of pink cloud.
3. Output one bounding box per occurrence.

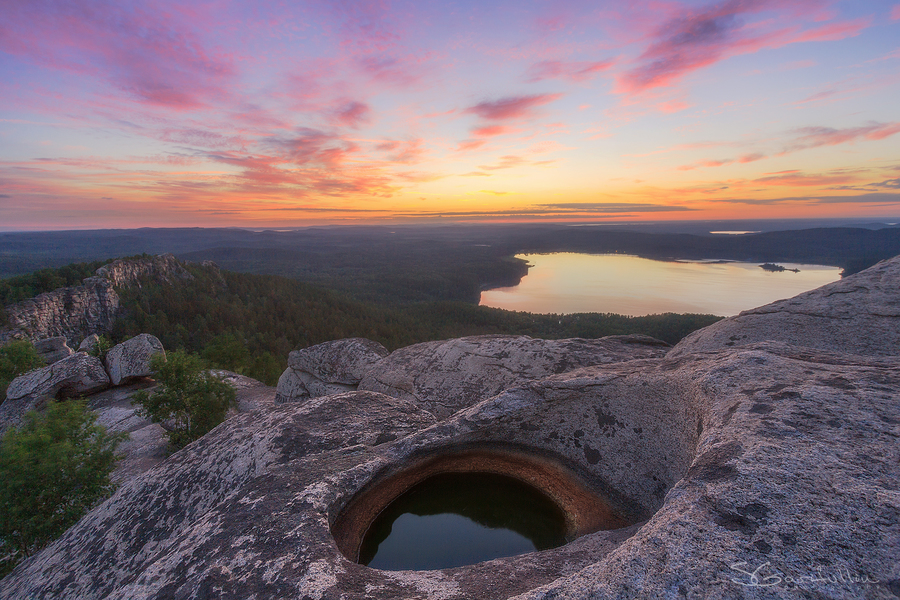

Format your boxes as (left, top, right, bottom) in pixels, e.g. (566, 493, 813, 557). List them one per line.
(526, 60, 614, 82)
(471, 125, 518, 138)
(657, 100, 692, 113)
(465, 94, 563, 120)
(332, 101, 372, 128)
(784, 122, 900, 152)
(377, 139, 426, 164)
(457, 139, 488, 152)
(617, 0, 870, 95)
(265, 129, 360, 168)
(892, 4, 900, 20)
(0, 1, 236, 110)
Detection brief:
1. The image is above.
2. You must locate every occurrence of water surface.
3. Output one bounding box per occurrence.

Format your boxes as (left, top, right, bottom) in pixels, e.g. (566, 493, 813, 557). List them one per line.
(480, 253, 841, 317)
(359, 472, 567, 571)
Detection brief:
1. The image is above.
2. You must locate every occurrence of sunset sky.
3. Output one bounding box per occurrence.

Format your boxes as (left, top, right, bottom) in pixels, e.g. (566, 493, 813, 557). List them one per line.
(1, 0, 899, 230)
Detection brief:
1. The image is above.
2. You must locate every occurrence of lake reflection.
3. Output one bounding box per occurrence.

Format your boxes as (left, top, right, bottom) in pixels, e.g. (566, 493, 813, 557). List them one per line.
(479, 253, 841, 317)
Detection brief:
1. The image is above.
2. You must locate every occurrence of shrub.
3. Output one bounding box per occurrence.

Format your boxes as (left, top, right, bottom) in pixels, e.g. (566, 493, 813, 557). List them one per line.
(88, 334, 114, 360)
(0, 399, 126, 576)
(0, 340, 45, 402)
(132, 351, 236, 450)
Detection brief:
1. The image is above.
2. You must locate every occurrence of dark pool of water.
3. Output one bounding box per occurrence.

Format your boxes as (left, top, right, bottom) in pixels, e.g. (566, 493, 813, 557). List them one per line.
(359, 472, 567, 571)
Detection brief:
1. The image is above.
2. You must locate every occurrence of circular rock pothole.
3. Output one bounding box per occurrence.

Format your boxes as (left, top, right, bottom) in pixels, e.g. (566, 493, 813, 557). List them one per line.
(331, 448, 636, 570)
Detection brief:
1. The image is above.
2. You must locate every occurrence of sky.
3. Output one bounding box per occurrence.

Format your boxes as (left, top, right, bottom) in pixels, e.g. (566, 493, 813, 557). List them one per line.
(1, 0, 899, 230)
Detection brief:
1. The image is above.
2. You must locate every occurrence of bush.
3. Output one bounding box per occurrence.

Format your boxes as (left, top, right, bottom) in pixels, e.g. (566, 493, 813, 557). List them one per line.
(0, 340, 45, 402)
(133, 351, 236, 450)
(88, 334, 114, 360)
(0, 399, 126, 576)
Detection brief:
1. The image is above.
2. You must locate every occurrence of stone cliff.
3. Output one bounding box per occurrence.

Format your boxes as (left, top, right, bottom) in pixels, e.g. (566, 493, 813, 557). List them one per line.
(1, 256, 898, 599)
(0, 254, 192, 345)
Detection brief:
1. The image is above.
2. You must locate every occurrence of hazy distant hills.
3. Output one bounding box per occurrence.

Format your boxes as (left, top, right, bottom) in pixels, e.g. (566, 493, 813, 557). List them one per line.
(2, 223, 899, 305)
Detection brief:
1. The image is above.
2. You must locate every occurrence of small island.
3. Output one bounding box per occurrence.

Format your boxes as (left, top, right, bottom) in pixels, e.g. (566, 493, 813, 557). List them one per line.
(760, 262, 800, 273)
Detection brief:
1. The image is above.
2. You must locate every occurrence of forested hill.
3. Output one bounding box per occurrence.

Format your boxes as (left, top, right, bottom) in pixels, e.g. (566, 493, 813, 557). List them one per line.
(3, 259, 721, 385)
(1, 224, 898, 305)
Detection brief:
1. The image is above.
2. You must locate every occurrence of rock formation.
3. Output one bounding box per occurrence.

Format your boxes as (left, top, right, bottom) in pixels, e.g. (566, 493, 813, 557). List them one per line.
(0, 276, 119, 346)
(33, 336, 74, 364)
(0, 352, 111, 431)
(94, 253, 193, 289)
(276, 338, 390, 403)
(358, 334, 670, 418)
(104, 333, 165, 386)
(1, 257, 899, 599)
(0, 253, 193, 345)
(1, 333, 165, 433)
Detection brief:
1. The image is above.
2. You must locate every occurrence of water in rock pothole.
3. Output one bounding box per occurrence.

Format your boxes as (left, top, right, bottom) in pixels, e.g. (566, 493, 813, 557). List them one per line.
(359, 472, 567, 571)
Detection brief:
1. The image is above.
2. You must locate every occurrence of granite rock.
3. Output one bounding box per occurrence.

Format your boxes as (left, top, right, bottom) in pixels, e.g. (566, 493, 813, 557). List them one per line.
(33, 336, 74, 364)
(78, 333, 100, 353)
(670, 254, 900, 358)
(358, 334, 670, 418)
(104, 334, 165, 386)
(2, 342, 897, 599)
(276, 338, 389, 403)
(1, 352, 110, 432)
(0, 277, 119, 346)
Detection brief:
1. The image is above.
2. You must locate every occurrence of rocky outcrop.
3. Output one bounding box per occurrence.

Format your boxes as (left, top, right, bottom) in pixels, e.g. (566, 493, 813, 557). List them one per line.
(358, 334, 670, 418)
(670, 254, 900, 358)
(0, 253, 195, 346)
(0, 277, 119, 346)
(33, 336, 74, 364)
(2, 341, 897, 599)
(104, 334, 165, 386)
(0, 353, 110, 432)
(95, 253, 192, 288)
(275, 338, 390, 403)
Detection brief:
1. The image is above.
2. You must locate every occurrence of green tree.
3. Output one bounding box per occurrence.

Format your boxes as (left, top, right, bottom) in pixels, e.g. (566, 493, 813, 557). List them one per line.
(0, 340, 45, 402)
(133, 351, 236, 450)
(0, 399, 126, 576)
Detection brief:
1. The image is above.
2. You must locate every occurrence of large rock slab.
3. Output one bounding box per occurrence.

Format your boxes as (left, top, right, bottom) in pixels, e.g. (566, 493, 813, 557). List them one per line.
(104, 334, 165, 386)
(2, 343, 897, 599)
(358, 334, 670, 418)
(4, 352, 110, 402)
(1, 352, 111, 432)
(670, 254, 900, 358)
(276, 337, 389, 403)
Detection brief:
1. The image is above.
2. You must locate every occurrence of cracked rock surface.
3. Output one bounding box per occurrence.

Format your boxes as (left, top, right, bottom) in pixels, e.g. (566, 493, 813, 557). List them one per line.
(276, 338, 390, 403)
(358, 334, 670, 418)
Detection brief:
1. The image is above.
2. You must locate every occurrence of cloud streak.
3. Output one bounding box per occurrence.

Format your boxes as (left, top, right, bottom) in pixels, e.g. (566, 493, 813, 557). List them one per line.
(465, 94, 563, 121)
(617, 0, 870, 95)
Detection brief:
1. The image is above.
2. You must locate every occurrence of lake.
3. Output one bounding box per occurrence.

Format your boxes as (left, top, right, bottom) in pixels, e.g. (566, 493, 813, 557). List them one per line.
(479, 253, 842, 317)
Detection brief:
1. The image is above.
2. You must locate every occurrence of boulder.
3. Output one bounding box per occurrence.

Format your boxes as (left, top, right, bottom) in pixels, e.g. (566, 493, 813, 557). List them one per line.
(103, 334, 165, 386)
(1, 353, 110, 432)
(78, 333, 100, 353)
(670, 255, 900, 358)
(276, 337, 389, 403)
(33, 336, 74, 364)
(358, 334, 670, 418)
